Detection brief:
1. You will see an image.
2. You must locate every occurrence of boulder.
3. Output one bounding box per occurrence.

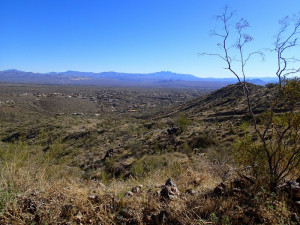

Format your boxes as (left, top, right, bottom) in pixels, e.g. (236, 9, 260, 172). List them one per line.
(281, 178, 300, 201)
(160, 178, 180, 200)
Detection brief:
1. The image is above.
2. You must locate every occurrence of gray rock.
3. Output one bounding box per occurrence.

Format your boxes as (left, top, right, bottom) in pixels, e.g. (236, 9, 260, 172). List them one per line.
(160, 178, 180, 200)
(291, 213, 300, 224)
(124, 191, 134, 198)
(186, 189, 198, 195)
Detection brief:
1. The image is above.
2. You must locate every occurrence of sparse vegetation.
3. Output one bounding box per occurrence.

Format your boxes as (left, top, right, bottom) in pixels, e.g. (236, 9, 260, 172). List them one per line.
(0, 81, 298, 224)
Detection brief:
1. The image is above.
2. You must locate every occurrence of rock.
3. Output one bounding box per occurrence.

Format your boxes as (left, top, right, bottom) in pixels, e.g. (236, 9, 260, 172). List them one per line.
(167, 127, 181, 136)
(281, 178, 300, 201)
(120, 208, 135, 218)
(97, 182, 106, 188)
(124, 191, 134, 198)
(291, 213, 300, 224)
(22, 198, 37, 214)
(213, 182, 227, 196)
(186, 189, 198, 196)
(91, 179, 106, 188)
(154, 190, 161, 197)
(88, 195, 101, 203)
(123, 172, 135, 179)
(160, 186, 173, 199)
(160, 178, 180, 200)
(158, 210, 168, 224)
(290, 183, 300, 200)
(131, 185, 143, 193)
(75, 211, 83, 220)
(165, 178, 176, 187)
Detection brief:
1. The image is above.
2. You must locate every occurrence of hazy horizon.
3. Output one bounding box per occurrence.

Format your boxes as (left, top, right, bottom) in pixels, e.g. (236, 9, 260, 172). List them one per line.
(1, 68, 277, 79)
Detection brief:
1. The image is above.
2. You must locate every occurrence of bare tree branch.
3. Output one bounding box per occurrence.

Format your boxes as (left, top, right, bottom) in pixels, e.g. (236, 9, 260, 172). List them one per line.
(201, 7, 300, 190)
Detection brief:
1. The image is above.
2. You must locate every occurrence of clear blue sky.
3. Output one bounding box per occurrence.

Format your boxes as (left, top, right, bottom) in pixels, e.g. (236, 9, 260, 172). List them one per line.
(0, 0, 299, 77)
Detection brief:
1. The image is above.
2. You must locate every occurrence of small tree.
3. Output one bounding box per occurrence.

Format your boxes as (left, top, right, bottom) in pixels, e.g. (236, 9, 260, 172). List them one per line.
(202, 6, 300, 190)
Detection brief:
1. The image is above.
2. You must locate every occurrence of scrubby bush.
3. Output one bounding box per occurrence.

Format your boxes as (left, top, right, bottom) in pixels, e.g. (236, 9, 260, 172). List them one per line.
(177, 116, 192, 132)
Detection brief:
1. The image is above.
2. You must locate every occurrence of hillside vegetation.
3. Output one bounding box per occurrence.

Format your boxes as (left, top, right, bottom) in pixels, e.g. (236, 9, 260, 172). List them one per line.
(0, 83, 299, 224)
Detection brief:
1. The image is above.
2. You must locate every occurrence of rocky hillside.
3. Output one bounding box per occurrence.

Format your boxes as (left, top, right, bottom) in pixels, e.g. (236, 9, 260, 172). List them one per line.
(162, 82, 272, 122)
(0, 82, 299, 224)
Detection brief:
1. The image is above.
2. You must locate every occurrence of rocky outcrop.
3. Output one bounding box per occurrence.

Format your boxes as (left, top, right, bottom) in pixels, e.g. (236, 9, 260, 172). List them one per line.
(279, 178, 300, 208)
(160, 178, 180, 200)
(167, 127, 181, 136)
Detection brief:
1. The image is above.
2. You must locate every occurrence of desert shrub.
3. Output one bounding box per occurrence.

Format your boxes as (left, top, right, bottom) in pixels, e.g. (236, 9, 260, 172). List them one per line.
(234, 95, 300, 186)
(177, 116, 192, 132)
(205, 146, 233, 166)
(130, 153, 185, 178)
(0, 141, 80, 190)
(130, 155, 164, 177)
(126, 140, 143, 153)
(189, 134, 216, 149)
(228, 126, 236, 135)
(265, 83, 277, 89)
(233, 122, 268, 178)
(103, 158, 118, 176)
(130, 159, 144, 177)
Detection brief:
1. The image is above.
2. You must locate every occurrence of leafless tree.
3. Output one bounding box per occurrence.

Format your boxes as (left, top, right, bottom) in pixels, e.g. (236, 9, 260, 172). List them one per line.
(201, 6, 300, 190)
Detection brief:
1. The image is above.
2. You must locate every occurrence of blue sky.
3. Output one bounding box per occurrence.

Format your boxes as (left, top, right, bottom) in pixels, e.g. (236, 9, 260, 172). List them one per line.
(0, 0, 299, 77)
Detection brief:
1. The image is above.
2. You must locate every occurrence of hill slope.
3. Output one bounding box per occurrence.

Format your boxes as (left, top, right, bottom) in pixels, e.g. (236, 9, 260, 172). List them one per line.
(162, 82, 270, 122)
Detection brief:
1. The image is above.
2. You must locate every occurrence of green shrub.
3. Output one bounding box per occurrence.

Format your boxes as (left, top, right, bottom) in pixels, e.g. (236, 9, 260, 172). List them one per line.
(177, 116, 192, 132)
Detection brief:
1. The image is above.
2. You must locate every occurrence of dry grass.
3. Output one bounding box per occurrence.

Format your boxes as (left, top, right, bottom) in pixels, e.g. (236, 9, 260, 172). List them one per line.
(0, 144, 297, 225)
(0, 84, 299, 224)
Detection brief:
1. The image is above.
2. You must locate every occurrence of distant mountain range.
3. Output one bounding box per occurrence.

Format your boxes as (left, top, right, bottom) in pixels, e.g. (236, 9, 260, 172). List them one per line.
(0, 69, 278, 88)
